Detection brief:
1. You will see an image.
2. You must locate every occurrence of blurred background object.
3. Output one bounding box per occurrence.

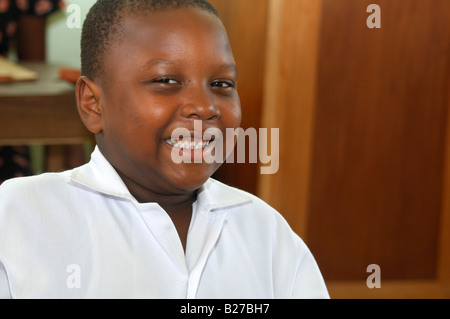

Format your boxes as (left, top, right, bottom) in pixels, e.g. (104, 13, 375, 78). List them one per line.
(0, 0, 91, 182)
(0, 0, 66, 183)
(0, 0, 65, 59)
(58, 67, 81, 84)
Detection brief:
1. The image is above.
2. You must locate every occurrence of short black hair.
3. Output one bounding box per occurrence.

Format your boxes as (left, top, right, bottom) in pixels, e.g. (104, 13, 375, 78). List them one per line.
(81, 0, 219, 80)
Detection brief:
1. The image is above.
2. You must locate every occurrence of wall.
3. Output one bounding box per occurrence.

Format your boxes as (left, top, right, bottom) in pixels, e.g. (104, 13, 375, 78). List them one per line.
(46, 0, 96, 68)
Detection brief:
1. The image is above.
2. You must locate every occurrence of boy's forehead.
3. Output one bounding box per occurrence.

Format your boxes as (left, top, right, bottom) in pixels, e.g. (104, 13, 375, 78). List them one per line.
(116, 8, 231, 56)
(120, 7, 224, 34)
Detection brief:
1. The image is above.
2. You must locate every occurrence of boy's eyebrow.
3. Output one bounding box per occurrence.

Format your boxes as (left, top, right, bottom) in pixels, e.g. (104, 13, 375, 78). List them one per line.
(140, 58, 176, 71)
(140, 58, 238, 75)
(217, 63, 238, 75)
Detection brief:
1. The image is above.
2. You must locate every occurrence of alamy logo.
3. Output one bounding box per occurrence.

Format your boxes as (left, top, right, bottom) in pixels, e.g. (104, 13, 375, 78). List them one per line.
(366, 264, 381, 288)
(66, 4, 81, 29)
(169, 120, 279, 175)
(366, 4, 381, 29)
(66, 264, 81, 289)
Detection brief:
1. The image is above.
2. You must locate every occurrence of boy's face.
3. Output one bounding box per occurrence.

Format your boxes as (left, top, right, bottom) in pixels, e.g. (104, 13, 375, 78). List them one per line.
(87, 8, 241, 198)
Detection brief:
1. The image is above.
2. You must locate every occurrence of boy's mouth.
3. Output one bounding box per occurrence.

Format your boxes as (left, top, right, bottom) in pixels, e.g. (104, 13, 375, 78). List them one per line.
(165, 138, 213, 150)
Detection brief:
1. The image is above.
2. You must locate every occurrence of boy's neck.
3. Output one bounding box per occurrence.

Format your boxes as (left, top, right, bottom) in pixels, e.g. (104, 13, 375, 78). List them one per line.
(116, 168, 197, 207)
(116, 169, 196, 251)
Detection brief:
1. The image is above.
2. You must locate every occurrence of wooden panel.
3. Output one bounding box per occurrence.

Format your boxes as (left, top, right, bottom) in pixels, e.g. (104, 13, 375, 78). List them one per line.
(209, 0, 269, 195)
(258, 0, 323, 237)
(327, 280, 450, 299)
(438, 66, 450, 285)
(0, 63, 92, 145)
(307, 0, 450, 281)
(0, 93, 92, 144)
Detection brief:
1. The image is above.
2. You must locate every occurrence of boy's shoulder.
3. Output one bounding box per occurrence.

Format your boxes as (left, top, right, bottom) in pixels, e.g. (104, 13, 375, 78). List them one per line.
(0, 171, 74, 229)
(0, 171, 70, 191)
(0, 171, 72, 208)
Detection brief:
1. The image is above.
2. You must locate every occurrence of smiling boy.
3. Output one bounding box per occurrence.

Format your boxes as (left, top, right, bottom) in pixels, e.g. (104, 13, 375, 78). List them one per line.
(0, 0, 329, 298)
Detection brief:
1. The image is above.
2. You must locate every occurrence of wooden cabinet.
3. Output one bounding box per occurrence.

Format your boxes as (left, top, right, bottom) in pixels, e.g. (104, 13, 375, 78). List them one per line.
(211, 0, 450, 298)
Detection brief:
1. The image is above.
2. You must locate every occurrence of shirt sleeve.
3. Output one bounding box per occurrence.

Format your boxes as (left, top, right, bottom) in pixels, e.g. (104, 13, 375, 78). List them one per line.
(0, 261, 12, 299)
(0, 181, 13, 299)
(291, 248, 330, 299)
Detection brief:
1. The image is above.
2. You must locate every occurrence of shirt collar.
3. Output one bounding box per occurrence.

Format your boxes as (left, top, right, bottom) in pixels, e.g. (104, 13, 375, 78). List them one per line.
(69, 146, 252, 211)
(70, 146, 132, 199)
(198, 179, 252, 212)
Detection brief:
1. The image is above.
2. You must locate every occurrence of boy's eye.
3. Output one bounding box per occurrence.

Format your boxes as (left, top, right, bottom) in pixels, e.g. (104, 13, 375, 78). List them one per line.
(211, 80, 235, 89)
(153, 77, 179, 84)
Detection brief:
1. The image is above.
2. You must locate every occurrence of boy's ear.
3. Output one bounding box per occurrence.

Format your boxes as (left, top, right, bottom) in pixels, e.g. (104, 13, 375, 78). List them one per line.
(75, 76, 103, 134)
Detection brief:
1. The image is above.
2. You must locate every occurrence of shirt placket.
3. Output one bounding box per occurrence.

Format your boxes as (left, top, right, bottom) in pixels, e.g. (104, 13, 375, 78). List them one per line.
(185, 207, 228, 299)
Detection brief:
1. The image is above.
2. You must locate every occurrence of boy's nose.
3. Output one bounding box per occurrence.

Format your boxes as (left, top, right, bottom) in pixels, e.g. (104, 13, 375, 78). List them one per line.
(180, 87, 221, 121)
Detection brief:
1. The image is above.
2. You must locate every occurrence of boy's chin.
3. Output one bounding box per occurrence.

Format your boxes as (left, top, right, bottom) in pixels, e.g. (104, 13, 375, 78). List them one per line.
(168, 163, 220, 192)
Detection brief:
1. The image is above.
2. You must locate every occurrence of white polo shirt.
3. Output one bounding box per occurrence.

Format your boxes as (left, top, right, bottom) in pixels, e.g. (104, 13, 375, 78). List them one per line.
(0, 147, 328, 299)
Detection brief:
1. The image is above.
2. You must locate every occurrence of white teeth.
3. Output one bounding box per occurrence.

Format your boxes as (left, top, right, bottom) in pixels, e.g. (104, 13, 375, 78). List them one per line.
(166, 139, 211, 150)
